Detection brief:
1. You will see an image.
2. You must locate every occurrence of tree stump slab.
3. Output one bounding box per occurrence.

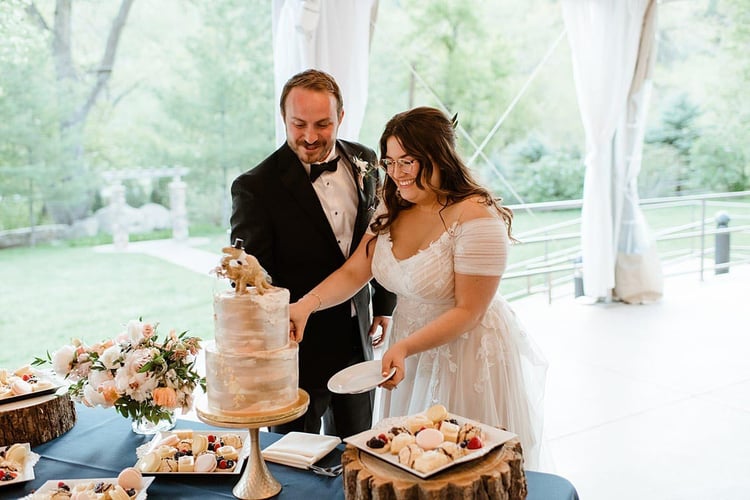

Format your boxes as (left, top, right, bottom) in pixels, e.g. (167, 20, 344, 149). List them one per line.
(342, 438, 527, 500)
(0, 393, 76, 446)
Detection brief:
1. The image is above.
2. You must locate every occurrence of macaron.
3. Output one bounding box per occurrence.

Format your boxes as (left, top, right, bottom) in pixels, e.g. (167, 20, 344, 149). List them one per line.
(192, 434, 208, 455)
(406, 414, 432, 434)
(425, 404, 448, 423)
(135, 452, 160, 473)
(157, 433, 180, 447)
(194, 453, 217, 473)
(117, 467, 143, 490)
(5, 443, 28, 464)
(415, 428, 443, 451)
(10, 379, 32, 395)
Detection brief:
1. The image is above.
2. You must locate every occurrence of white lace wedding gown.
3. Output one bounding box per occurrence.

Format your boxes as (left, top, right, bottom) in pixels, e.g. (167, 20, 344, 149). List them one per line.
(372, 217, 548, 469)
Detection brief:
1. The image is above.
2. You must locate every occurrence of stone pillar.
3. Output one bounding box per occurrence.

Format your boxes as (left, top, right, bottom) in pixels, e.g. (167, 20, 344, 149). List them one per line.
(169, 178, 189, 241)
(110, 182, 128, 250)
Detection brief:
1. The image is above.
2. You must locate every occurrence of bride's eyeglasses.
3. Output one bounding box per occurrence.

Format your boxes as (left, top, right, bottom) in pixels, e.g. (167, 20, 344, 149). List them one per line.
(379, 158, 418, 175)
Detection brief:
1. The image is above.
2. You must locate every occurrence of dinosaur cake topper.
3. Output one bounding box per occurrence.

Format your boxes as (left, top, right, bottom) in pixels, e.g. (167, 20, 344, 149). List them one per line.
(213, 239, 272, 295)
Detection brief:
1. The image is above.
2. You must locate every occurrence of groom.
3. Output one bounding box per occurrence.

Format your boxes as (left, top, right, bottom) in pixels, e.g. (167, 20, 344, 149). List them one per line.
(230, 69, 396, 438)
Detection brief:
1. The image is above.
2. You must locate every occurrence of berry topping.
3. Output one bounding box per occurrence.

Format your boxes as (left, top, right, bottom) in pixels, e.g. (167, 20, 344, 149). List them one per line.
(366, 437, 386, 449)
(22, 374, 30, 381)
(226, 459, 235, 468)
(377, 433, 388, 442)
(207, 434, 216, 443)
(218, 459, 228, 469)
(466, 436, 483, 450)
(127, 489, 136, 496)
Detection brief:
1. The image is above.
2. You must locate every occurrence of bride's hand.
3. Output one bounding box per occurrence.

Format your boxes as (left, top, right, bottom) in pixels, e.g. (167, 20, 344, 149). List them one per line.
(379, 342, 407, 390)
(289, 293, 322, 342)
(288, 301, 309, 342)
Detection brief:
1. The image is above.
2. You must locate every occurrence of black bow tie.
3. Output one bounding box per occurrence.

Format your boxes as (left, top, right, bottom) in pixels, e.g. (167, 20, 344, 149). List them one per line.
(309, 157, 339, 182)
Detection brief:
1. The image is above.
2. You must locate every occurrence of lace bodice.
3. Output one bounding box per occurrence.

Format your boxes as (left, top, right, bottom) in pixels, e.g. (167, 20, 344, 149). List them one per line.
(371, 215, 546, 470)
(372, 217, 508, 302)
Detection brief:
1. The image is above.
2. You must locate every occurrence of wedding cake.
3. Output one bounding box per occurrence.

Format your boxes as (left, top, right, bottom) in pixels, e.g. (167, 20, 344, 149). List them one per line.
(205, 244, 299, 415)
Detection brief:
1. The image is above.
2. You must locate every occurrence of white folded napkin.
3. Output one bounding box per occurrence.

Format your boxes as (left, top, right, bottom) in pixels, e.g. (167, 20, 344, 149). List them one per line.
(262, 432, 341, 469)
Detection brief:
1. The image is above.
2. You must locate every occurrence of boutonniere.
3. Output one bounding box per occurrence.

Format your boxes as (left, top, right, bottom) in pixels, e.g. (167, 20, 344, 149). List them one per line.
(352, 156, 375, 191)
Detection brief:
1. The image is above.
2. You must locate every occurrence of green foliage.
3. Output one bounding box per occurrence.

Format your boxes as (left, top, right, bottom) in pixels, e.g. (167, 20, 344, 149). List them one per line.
(645, 93, 701, 157)
(687, 134, 748, 192)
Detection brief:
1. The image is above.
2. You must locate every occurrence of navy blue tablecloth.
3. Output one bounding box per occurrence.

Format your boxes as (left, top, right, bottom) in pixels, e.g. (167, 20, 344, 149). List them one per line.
(4, 405, 578, 499)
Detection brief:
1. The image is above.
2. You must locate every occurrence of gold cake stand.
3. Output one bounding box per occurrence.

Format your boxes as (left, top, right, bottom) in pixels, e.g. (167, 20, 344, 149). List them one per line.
(196, 389, 310, 500)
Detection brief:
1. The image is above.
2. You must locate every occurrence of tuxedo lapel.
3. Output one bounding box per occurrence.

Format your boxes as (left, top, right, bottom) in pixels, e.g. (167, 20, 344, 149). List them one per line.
(278, 145, 343, 257)
(337, 141, 378, 248)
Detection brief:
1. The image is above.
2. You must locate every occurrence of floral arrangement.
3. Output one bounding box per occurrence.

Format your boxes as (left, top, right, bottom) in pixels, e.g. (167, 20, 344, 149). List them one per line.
(33, 319, 205, 428)
(352, 155, 377, 191)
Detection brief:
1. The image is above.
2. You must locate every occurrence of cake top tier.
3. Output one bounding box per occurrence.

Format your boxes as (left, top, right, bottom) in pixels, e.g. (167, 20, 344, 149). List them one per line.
(213, 243, 273, 296)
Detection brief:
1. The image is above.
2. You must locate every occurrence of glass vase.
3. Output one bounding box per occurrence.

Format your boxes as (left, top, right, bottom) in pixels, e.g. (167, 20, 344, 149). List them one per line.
(131, 412, 177, 435)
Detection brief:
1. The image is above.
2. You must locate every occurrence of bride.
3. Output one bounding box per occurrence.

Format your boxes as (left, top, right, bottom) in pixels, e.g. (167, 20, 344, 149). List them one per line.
(290, 106, 547, 469)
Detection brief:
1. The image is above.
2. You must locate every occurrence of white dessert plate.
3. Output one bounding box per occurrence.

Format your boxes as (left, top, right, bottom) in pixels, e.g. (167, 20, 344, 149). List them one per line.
(344, 413, 517, 479)
(0, 385, 61, 406)
(0, 443, 35, 487)
(0, 369, 62, 406)
(327, 360, 396, 394)
(135, 430, 250, 475)
(25, 476, 154, 499)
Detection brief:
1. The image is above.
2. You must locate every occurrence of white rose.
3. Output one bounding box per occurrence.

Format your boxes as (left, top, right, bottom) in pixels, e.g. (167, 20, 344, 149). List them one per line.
(83, 383, 107, 407)
(127, 320, 145, 344)
(100, 344, 122, 370)
(87, 368, 114, 388)
(52, 345, 76, 376)
(115, 348, 158, 402)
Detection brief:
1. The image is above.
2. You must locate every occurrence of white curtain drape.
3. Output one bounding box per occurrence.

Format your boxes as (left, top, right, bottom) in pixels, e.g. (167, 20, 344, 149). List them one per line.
(561, 0, 662, 301)
(272, 0, 378, 145)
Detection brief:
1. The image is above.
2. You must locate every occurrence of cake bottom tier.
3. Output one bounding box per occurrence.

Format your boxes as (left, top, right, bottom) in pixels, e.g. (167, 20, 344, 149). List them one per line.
(205, 342, 299, 415)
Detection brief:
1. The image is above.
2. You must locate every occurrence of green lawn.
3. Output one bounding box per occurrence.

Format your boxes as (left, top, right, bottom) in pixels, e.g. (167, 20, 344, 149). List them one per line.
(3, 197, 747, 369)
(0, 245, 215, 368)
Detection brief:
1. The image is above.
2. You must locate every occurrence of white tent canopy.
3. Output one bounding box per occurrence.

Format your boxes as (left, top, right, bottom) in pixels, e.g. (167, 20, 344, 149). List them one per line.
(272, 0, 377, 145)
(271, 0, 663, 303)
(561, 0, 663, 302)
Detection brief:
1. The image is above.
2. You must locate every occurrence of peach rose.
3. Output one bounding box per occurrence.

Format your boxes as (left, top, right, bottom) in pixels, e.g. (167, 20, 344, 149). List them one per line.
(143, 324, 154, 338)
(152, 387, 178, 409)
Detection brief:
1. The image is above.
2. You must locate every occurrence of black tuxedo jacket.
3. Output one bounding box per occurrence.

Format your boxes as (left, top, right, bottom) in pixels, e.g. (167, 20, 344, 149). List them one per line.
(230, 140, 396, 388)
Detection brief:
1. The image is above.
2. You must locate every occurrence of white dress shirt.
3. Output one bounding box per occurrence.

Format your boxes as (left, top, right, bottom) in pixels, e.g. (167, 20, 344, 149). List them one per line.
(304, 147, 359, 258)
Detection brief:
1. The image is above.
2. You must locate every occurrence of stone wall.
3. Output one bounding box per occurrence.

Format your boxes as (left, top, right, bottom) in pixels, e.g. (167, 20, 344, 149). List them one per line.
(0, 225, 70, 249)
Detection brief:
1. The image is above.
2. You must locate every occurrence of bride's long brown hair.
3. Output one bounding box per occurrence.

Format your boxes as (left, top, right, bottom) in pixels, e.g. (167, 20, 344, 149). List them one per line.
(370, 106, 513, 238)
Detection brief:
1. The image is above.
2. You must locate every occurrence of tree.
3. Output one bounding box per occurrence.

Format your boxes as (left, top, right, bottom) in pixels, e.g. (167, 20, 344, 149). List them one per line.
(151, 0, 274, 226)
(24, 0, 135, 223)
(645, 93, 702, 193)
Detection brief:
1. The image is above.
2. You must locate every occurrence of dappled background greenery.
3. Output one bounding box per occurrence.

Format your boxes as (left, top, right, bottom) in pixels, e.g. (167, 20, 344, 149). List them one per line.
(1, 0, 748, 366)
(1, 0, 748, 232)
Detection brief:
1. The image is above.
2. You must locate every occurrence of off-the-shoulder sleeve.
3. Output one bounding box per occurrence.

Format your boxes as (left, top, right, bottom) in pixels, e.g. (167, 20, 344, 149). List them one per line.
(365, 202, 388, 235)
(454, 217, 508, 276)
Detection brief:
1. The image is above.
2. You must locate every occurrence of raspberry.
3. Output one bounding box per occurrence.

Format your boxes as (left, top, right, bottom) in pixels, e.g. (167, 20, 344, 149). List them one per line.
(466, 436, 483, 450)
(207, 434, 216, 443)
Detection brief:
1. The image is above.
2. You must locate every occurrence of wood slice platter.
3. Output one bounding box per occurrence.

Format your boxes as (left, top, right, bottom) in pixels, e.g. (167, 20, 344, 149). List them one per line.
(0, 392, 76, 446)
(342, 437, 527, 500)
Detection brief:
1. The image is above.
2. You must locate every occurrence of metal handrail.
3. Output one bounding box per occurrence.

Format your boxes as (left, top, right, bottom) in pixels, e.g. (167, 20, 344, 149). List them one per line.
(503, 190, 750, 303)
